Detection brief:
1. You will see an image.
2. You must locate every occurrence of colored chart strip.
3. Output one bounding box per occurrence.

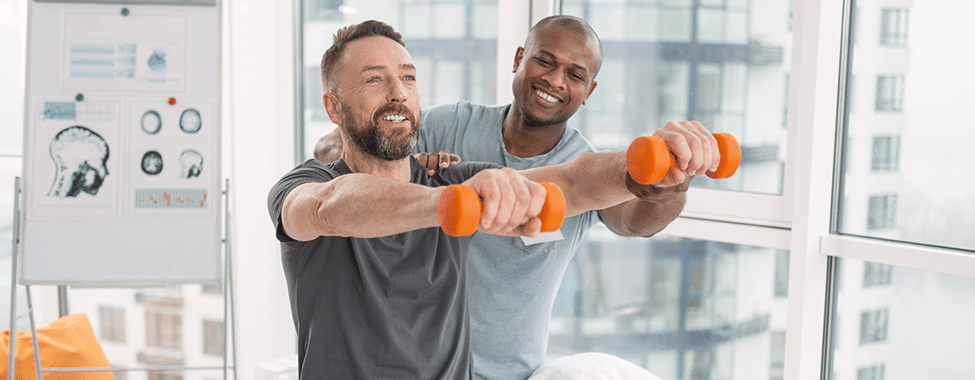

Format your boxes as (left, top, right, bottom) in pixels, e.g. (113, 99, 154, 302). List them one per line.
(135, 188, 208, 209)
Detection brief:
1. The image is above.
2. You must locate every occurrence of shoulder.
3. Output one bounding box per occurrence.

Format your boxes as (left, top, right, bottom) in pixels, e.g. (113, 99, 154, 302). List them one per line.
(422, 101, 505, 127)
(269, 159, 343, 202)
(560, 127, 598, 154)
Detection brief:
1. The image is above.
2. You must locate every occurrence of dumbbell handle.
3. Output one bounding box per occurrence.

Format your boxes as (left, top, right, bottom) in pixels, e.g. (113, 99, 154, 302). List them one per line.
(626, 133, 741, 185)
(438, 182, 567, 237)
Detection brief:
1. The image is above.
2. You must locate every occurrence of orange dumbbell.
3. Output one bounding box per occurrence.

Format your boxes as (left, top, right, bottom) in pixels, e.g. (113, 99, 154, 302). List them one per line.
(437, 182, 567, 237)
(626, 133, 742, 185)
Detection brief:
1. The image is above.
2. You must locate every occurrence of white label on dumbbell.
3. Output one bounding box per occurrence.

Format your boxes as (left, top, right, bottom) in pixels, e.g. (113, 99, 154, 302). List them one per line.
(521, 230, 565, 246)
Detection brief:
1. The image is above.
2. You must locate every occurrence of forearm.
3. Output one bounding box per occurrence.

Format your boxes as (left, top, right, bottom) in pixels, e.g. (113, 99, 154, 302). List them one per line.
(522, 152, 635, 217)
(282, 174, 441, 240)
(603, 173, 689, 237)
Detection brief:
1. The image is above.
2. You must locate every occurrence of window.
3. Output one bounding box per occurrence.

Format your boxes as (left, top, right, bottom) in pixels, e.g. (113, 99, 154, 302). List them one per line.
(202, 319, 225, 355)
(866, 194, 897, 230)
(863, 262, 892, 287)
(99, 306, 126, 343)
(874, 75, 904, 112)
(770, 332, 785, 380)
(549, 234, 787, 379)
(145, 309, 182, 349)
(774, 250, 789, 297)
(562, 0, 790, 195)
(859, 308, 888, 344)
(298, 0, 498, 161)
(858, 364, 885, 380)
(879, 8, 908, 46)
(870, 135, 900, 172)
(147, 373, 183, 380)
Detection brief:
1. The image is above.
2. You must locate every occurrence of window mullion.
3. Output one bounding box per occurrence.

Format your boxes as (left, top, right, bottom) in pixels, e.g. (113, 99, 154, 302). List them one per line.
(783, 0, 847, 379)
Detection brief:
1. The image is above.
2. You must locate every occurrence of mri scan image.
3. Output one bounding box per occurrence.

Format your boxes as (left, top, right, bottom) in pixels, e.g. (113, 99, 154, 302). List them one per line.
(148, 49, 167, 72)
(48, 126, 110, 198)
(141, 150, 163, 175)
(179, 108, 201, 134)
(141, 110, 162, 134)
(179, 149, 203, 179)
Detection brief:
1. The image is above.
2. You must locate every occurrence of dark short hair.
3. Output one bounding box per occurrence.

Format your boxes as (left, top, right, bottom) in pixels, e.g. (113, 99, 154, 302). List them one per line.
(527, 15, 603, 77)
(320, 20, 405, 92)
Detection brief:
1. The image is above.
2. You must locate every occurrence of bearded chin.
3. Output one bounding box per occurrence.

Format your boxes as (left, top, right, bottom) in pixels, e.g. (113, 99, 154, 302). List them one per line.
(346, 115, 419, 161)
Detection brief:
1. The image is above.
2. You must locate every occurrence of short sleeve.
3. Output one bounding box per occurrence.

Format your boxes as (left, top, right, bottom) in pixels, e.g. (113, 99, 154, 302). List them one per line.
(267, 159, 342, 242)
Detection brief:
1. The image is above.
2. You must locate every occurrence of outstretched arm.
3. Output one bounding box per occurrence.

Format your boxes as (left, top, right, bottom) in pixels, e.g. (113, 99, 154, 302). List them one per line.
(281, 168, 551, 241)
(598, 174, 689, 237)
(282, 174, 441, 241)
(521, 120, 719, 234)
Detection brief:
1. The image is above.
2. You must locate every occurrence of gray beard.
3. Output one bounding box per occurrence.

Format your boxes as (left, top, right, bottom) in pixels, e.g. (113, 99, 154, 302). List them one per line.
(345, 116, 418, 161)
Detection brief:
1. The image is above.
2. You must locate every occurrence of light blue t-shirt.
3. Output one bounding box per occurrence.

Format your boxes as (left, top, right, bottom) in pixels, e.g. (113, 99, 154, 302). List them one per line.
(416, 101, 601, 380)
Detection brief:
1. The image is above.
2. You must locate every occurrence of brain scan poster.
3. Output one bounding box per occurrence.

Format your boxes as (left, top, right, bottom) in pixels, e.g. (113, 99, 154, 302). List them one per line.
(20, 1, 221, 287)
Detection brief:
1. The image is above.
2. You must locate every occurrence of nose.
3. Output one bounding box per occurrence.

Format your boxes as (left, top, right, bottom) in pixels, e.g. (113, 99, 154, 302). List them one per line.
(387, 78, 409, 103)
(540, 68, 566, 90)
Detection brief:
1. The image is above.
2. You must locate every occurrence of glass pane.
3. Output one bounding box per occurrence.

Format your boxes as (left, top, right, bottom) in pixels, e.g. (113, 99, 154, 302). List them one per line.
(549, 230, 790, 380)
(828, 258, 975, 378)
(299, 0, 498, 162)
(70, 286, 229, 375)
(836, 0, 975, 251)
(0, 0, 24, 156)
(562, 0, 791, 194)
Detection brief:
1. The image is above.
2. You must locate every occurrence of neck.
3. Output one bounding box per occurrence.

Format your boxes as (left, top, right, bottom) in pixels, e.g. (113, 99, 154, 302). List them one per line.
(340, 137, 412, 182)
(502, 105, 566, 158)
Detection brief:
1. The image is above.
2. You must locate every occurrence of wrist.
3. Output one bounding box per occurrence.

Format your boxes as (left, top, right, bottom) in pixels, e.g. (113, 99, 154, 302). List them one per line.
(625, 172, 690, 200)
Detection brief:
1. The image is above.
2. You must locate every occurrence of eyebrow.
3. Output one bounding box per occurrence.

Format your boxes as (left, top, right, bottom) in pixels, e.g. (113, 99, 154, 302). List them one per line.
(537, 49, 589, 75)
(360, 63, 417, 73)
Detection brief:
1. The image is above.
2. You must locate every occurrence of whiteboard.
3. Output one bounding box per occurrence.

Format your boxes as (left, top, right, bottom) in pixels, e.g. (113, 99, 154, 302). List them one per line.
(20, 0, 222, 287)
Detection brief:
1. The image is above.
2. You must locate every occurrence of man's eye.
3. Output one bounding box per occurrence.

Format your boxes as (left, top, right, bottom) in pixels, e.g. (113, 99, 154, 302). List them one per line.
(536, 58, 552, 66)
(404, 75, 416, 81)
(367, 77, 380, 83)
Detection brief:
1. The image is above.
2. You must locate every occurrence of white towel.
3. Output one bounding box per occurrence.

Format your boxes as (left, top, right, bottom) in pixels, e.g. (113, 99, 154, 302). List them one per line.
(528, 352, 665, 380)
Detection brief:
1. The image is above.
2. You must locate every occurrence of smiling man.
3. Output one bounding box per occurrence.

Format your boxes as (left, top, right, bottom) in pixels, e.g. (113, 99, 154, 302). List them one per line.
(413, 16, 718, 380)
(268, 20, 703, 380)
(314, 16, 721, 380)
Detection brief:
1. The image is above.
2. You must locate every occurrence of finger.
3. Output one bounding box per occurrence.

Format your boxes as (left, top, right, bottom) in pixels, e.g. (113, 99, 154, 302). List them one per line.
(689, 121, 717, 176)
(491, 171, 520, 231)
(505, 176, 534, 231)
(706, 130, 721, 173)
(450, 153, 462, 165)
(437, 150, 452, 169)
(476, 177, 502, 230)
(515, 217, 542, 238)
(676, 121, 706, 176)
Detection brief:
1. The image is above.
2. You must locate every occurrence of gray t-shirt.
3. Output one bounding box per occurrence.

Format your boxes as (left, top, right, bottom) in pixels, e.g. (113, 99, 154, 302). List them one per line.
(267, 157, 495, 380)
(417, 101, 601, 380)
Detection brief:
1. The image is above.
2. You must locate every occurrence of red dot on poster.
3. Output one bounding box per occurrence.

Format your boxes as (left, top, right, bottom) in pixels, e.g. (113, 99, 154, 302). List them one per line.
(168, 97, 177, 106)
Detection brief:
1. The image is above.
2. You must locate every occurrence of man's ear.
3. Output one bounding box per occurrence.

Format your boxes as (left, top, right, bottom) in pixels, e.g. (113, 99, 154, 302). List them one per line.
(512, 46, 525, 73)
(323, 91, 343, 126)
(582, 80, 598, 105)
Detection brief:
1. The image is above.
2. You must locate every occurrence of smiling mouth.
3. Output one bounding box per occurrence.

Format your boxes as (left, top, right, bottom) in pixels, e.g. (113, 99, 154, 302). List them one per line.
(534, 88, 561, 104)
(381, 114, 408, 122)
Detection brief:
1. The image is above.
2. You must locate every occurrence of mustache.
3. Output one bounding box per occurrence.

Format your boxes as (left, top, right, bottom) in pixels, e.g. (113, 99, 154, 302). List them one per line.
(372, 102, 418, 125)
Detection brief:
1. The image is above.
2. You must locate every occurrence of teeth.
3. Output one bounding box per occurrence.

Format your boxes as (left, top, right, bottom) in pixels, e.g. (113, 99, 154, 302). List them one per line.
(536, 90, 558, 103)
(382, 114, 407, 122)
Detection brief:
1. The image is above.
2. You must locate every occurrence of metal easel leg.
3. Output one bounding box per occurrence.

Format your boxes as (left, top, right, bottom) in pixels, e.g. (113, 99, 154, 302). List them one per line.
(7, 177, 21, 380)
(222, 178, 238, 380)
(24, 286, 42, 380)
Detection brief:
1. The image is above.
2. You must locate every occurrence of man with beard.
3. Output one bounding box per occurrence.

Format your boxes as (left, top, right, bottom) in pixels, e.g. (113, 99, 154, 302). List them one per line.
(267, 20, 701, 379)
(315, 16, 722, 379)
